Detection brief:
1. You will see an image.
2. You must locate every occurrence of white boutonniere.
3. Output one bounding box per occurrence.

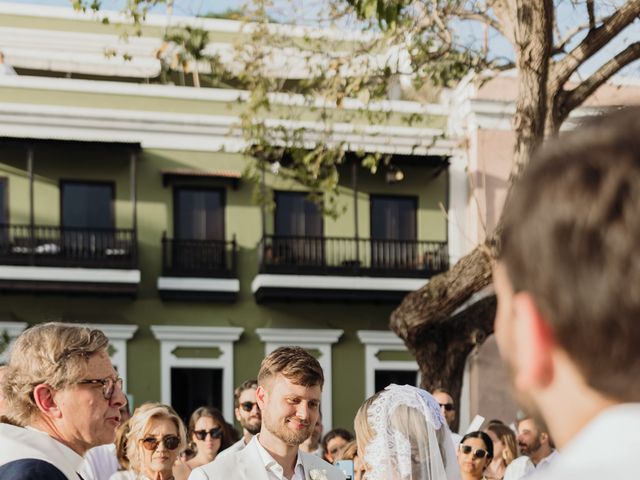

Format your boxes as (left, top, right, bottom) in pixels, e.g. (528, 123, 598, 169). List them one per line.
(309, 468, 329, 480)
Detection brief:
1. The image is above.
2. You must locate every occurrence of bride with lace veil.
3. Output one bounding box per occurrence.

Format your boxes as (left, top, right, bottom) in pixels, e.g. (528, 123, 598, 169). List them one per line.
(354, 384, 461, 480)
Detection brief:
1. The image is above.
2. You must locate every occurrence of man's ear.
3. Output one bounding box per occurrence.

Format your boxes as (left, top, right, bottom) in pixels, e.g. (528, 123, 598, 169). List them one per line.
(32, 384, 63, 419)
(234, 407, 242, 422)
(512, 292, 555, 391)
(256, 384, 267, 410)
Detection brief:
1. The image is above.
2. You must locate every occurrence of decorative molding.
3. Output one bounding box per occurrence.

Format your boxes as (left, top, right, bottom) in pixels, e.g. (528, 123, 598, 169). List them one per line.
(151, 325, 243, 421)
(85, 323, 138, 391)
(157, 277, 240, 293)
(251, 274, 428, 293)
(0, 266, 141, 284)
(357, 330, 419, 398)
(256, 328, 343, 430)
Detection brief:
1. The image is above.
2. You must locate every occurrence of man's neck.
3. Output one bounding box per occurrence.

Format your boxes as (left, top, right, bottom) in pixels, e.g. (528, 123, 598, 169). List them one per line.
(258, 430, 299, 478)
(243, 430, 254, 445)
(530, 445, 553, 466)
(29, 418, 87, 456)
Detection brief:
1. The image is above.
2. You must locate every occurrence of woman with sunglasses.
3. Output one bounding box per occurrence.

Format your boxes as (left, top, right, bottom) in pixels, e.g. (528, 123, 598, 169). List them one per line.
(185, 406, 236, 470)
(126, 403, 187, 480)
(457, 431, 494, 480)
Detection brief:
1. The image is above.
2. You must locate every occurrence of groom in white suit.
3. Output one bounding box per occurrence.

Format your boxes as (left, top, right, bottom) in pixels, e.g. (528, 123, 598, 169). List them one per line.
(189, 346, 345, 480)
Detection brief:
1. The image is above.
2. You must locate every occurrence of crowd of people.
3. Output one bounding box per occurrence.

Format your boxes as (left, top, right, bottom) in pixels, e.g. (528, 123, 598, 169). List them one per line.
(0, 108, 639, 480)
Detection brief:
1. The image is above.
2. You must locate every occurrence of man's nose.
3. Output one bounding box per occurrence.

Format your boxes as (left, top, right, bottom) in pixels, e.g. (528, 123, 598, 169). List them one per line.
(296, 403, 309, 420)
(111, 383, 127, 408)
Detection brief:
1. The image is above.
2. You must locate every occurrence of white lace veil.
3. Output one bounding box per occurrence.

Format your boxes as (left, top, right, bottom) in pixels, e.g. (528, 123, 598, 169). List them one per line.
(361, 384, 461, 480)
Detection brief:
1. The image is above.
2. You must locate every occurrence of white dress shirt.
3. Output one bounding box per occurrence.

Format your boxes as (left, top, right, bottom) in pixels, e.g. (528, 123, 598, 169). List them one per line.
(503, 450, 558, 480)
(255, 435, 305, 480)
(534, 403, 640, 480)
(79, 443, 120, 480)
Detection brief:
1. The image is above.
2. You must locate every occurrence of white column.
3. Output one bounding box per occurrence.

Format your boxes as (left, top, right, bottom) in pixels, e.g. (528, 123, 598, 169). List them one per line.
(256, 328, 343, 430)
(86, 324, 138, 392)
(151, 325, 244, 422)
(447, 152, 470, 264)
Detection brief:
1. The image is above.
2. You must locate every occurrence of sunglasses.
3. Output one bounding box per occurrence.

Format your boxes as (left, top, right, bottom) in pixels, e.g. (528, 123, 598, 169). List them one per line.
(439, 402, 455, 412)
(77, 376, 123, 401)
(240, 401, 259, 412)
(194, 428, 223, 441)
(141, 435, 181, 451)
(459, 444, 489, 459)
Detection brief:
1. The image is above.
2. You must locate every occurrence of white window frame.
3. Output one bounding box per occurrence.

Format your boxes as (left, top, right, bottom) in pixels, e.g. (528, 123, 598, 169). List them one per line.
(0, 321, 27, 364)
(85, 323, 138, 392)
(357, 330, 420, 398)
(151, 325, 243, 421)
(255, 328, 343, 430)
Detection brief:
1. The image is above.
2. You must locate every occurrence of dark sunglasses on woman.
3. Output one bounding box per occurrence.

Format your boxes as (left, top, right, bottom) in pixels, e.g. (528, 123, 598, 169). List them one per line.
(459, 444, 489, 459)
(141, 435, 181, 451)
(194, 427, 223, 440)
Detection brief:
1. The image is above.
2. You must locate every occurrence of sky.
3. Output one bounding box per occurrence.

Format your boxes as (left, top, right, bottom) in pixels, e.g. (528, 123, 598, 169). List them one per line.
(4, 0, 639, 78)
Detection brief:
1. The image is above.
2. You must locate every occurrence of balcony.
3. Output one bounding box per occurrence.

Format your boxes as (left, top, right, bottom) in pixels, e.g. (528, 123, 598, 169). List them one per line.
(157, 233, 240, 301)
(0, 223, 140, 294)
(252, 235, 448, 302)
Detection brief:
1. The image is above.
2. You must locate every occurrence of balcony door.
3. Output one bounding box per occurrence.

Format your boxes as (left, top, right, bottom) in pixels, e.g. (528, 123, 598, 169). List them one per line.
(274, 192, 323, 266)
(61, 181, 115, 259)
(173, 187, 225, 272)
(370, 195, 417, 269)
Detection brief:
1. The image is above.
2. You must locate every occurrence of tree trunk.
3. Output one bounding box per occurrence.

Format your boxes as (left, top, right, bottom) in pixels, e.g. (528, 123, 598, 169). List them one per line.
(391, 1, 554, 414)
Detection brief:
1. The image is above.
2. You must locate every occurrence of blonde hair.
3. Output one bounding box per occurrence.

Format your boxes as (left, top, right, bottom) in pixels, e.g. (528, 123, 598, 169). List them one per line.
(126, 403, 187, 473)
(487, 423, 517, 466)
(115, 419, 132, 470)
(2, 322, 109, 424)
(258, 346, 324, 388)
(354, 392, 379, 458)
(334, 440, 357, 462)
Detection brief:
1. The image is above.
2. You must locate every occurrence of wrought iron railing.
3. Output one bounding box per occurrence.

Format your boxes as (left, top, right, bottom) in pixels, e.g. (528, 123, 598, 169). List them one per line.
(259, 234, 448, 277)
(161, 233, 237, 278)
(0, 223, 137, 269)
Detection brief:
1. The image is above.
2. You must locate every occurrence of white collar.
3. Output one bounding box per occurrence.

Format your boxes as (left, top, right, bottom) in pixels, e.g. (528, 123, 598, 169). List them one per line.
(254, 435, 304, 479)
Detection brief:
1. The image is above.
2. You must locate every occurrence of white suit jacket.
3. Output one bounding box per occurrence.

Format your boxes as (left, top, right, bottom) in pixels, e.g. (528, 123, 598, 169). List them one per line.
(189, 436, 345, 480)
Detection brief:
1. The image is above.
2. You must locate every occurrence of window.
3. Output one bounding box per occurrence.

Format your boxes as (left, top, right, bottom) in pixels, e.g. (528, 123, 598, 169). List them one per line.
(61, 181, 114, 229)
(173, 188, 226, 271)
(370, 195, 417, 269)
(171, 367, 223, 423)
(358, 330, 420, 398)
(174, 188, 225, 241)
(274, 192, 323, 266)
(0, 178, 8, 226)
(150, 326, 243, 422)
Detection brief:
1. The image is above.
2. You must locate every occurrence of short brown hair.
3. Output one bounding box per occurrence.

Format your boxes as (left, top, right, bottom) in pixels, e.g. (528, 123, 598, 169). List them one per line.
(499, 106, 640, 401)
(258, 346, 324, 388)
(234, 379, 258, 407)
(2, 322, 109, 424)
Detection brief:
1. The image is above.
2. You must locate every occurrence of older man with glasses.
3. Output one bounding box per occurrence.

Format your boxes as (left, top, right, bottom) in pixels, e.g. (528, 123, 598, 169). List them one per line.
(219, 379, 262, 458)
(0, 322, 127, 479)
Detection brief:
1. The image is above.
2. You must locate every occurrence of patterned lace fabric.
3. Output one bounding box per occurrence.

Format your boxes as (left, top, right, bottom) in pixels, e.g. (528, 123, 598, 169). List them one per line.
(363, 384, 461, 480)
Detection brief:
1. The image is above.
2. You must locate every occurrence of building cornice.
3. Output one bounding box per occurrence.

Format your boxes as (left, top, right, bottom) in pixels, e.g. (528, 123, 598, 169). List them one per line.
(150, 325, 243, 343)
(256, 328, 343, 345)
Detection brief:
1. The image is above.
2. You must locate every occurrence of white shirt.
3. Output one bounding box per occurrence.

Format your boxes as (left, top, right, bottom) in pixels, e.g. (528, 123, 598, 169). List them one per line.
(255, 435, 305, 480)
(503, 450, 558, 480)
(0, 424, 84, 479)
(79, 443, 120, 480)
(0, 63, 16, 75)
(534, 403, 640, 480)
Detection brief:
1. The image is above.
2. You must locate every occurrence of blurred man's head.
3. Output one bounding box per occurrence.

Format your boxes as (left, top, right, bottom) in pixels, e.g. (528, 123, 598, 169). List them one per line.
(432, 389, 456, 430)
(516, 417, 553, 464)
(494, 107, 640, 446)
(234, 379, 261, 438)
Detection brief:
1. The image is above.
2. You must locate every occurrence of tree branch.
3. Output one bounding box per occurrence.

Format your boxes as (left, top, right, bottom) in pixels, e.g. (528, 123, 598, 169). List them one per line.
(587, 0, 596, 31)
(560, 41, 640, 119)
(456, 10, 507, 40)
(551, 1, 640, 89)
(552, 17, 604, 55)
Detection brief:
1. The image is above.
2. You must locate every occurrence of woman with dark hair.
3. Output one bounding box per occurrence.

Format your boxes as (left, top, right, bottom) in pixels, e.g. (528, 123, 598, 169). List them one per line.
(322, 428, 354, 464)
(457, 431, 493, 480)
(484, 424, 517, 480)
(185, 406, 236, 470)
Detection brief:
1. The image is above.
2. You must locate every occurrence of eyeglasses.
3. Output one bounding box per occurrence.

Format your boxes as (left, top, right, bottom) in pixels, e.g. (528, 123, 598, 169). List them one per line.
(194, 428, 223, 441)
(77, 376, 123, 401)
(439, 402, 455, 412)
(240, 401, 259, 412)
(459, 444, 489, 459)
(141, 435, 181, 451)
